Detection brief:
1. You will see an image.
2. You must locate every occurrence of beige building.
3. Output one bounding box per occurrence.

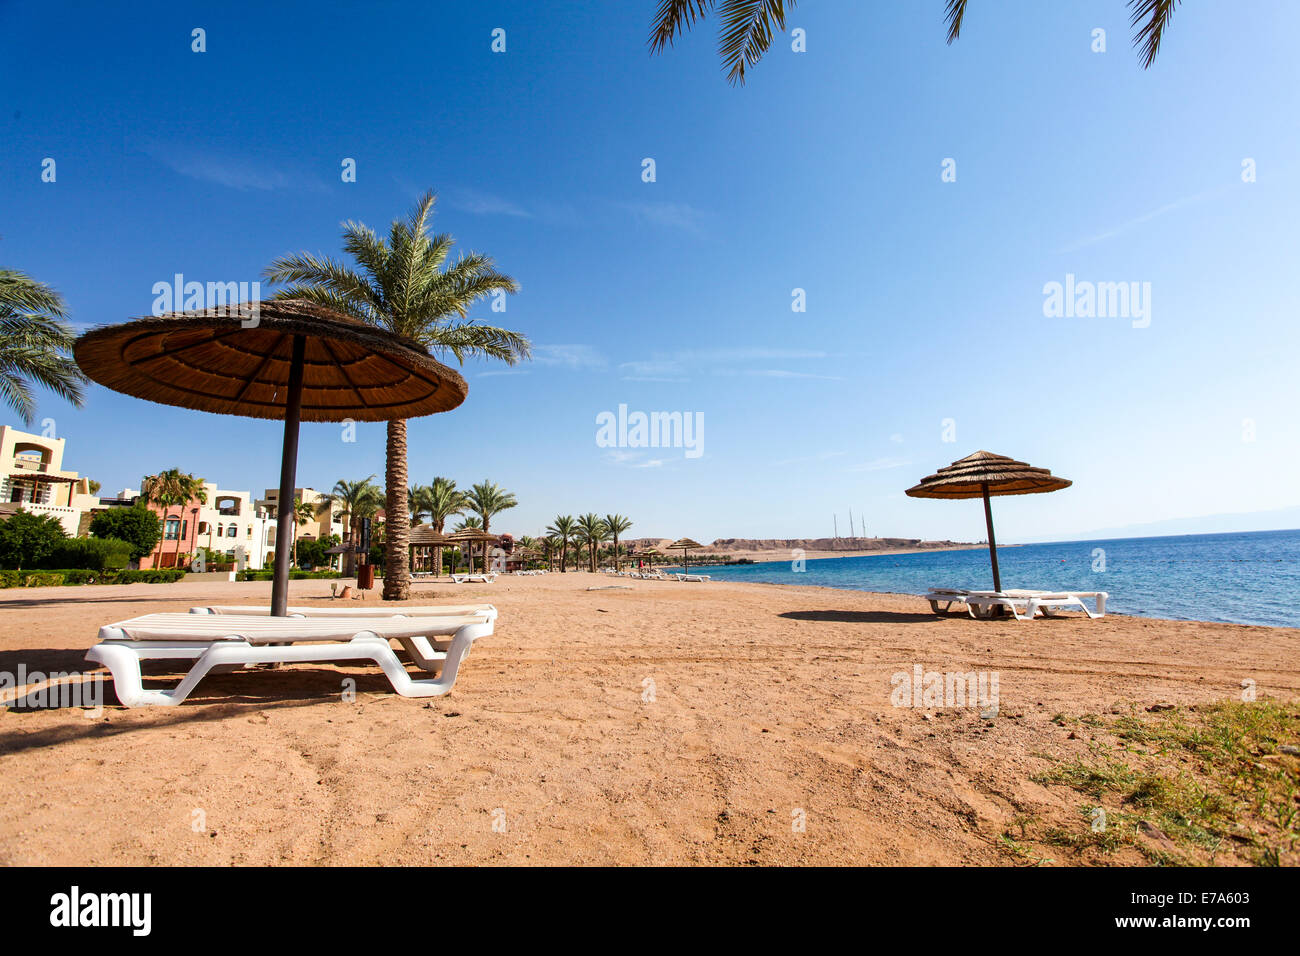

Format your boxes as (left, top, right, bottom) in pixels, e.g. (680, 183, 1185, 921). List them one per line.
(0, 425, 100, 535)
(256, 487, 345, 568)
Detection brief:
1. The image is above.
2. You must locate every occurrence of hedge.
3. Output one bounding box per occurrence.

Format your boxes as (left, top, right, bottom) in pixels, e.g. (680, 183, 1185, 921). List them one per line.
(236, 569, 342, 582)
(0, 569, 187, 588)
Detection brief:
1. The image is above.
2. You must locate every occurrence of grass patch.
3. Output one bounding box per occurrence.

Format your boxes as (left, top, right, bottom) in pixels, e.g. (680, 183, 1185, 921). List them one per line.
(1030, 698, 1299, 866)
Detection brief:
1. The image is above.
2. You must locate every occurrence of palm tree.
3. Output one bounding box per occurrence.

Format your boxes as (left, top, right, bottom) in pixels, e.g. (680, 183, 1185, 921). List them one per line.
(650, 1, 1180, 84)
(546, 516, 575, 573)
(263, 191, 529, 601)
(541, 534, 559, 571)
(408, 484, 434, 525)
(0, 269, 87, 425)
(465, 480, 518, 568)
(325, 476, 382, 576)
(141, 469, 206, 568)
(603, 514, 633, 572)
(427, 476, 467, 576)
(576, 513, 607, 573)
(290, 497, 317, 569)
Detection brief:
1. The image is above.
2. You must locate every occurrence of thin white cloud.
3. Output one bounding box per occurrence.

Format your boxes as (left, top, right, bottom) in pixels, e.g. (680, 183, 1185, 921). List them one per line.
(771, 450, 847, 467)
(615, 200, 707, 233)
(532, 344, 607, 369)
(846, 456, 913, 473)
(447, 187, 533, 218)
(1057, 187, 1227, 253)
(145, 145, 323, 192)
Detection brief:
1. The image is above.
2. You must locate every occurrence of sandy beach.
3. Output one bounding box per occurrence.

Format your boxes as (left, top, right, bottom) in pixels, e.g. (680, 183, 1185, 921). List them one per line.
(1, 573, 1296, 866)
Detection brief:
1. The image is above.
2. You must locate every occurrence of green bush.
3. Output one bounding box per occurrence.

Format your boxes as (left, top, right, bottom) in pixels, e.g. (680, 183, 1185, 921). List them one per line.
(0, 511, 68, 570)
(0, 568, 185, 588)
(43, 536, 133, 571)
(88, 503, 162, 560)
(236, 569, 341, 582)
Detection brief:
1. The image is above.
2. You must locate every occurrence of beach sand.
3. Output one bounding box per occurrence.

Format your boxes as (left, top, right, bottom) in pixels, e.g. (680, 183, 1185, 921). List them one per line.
(1, 573, 1296, 866)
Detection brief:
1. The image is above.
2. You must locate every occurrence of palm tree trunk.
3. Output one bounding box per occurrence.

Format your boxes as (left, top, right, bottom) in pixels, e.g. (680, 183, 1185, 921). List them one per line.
(383, 419, 410, 601)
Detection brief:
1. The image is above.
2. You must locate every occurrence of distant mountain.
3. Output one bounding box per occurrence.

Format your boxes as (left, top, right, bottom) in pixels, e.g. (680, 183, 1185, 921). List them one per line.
(1024, 506, 1300, 544)
(625, 536, 972, 553)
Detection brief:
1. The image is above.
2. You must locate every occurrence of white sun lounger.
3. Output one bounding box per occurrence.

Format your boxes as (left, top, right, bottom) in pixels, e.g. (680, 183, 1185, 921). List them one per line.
(189, 605, 498, 664)
(451, 573, 496, 584)
(86, 613, 493, 707)
(191, 603, 498, 623)
(676, 573, 711, 582)
(924, 588, 1107, 620)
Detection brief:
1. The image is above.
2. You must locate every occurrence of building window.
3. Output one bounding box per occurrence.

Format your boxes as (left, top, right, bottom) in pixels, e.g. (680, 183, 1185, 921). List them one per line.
(164, 518, 181, 540)
(180, 520, 187, 540)
(227, 523, 237, 537)
(246, 526, 253, 538)
(215, 525, 223, 537)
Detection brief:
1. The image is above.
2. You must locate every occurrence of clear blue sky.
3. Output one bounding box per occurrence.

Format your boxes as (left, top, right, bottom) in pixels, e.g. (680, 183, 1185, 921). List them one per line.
(5, 1, 1299, 544)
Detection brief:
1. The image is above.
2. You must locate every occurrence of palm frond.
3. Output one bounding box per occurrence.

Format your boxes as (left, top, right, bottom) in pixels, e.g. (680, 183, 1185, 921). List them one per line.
(649, 0, 713, 54)
(1130, 0, 1180, 68)
(0, 269, 68, 317)
(717, 0, 793, 85)
(944, 0, 969, 44)
(427, 322, 531, 365)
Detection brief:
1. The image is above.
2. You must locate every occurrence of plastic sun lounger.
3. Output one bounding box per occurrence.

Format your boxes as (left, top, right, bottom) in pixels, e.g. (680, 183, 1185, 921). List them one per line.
(677, 574, 711, 582)
(191, 603, 498, 623)
(86, 613, 493, 707)
(451, 573, 497, 584)
(924, 588, 1107, 620)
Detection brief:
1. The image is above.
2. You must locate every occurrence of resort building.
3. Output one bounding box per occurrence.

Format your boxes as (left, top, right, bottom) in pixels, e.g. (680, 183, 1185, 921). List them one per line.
(137, 482, 275, 570)
(0, 425, 100, 535)
(0, 422, 347, 572)
(255, 487, 346, 568)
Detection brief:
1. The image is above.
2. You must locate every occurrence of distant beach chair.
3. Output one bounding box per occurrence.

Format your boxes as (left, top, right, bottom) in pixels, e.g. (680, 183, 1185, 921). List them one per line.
(924, 588, 1107, 620)
(86, 613, 494, 707)
(676, 573, 711, 582)
(451, 573, 497, 584)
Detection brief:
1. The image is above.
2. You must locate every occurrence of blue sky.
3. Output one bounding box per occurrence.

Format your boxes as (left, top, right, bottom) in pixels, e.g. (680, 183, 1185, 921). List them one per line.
(5, 1, 1299, 544)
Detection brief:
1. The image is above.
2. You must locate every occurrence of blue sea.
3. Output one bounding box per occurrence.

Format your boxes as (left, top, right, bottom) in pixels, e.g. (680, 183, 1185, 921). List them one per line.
(685, 529, 1300, 628)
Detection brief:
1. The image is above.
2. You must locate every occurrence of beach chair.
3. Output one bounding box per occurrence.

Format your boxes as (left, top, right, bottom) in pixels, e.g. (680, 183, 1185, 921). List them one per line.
(924, 588, 1107, 620)
(86, 613, 493, 707)
(924, 588, 971, 614)
(451, 572, 496, 584)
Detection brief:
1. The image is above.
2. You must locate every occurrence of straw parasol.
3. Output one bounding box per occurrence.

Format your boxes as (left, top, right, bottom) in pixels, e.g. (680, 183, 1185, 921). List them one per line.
(74, 299, 468, 614)
(904, 450, 1071, 593)
(408, 525, 455, 573)
(666, 538, 703, 572)
(447, 527, 500, 574)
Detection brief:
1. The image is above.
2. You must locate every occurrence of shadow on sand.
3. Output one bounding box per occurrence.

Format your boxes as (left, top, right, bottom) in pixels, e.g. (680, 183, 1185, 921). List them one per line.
(778, 609, 940, 624)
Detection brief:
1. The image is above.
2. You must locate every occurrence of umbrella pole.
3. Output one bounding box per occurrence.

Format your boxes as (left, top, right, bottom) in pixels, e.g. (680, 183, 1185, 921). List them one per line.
(271, 335, 307, 616)
(982, 482, 1002, 594)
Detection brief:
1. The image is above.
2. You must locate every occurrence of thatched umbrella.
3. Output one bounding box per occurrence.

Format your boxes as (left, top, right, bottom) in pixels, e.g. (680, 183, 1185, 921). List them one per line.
(666, 538, 703, 572)
(74, 300, 467, 614)
(408, 525, 454, 573)
(447, 527, 500, 574)
(904, 450, 1071, 593)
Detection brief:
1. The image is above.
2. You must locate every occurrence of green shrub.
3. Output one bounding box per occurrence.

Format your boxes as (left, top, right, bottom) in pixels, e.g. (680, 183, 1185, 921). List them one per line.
(0, 511, 68, 570)
(0, 568, 185, 587)
(43, 536, 133, 571)
(236, 569, 342, 582)
(88, 504, 162, 560)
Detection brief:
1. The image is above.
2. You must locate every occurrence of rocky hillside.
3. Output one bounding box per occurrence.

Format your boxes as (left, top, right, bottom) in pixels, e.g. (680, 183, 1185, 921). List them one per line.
(625, 536, 973, 553)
